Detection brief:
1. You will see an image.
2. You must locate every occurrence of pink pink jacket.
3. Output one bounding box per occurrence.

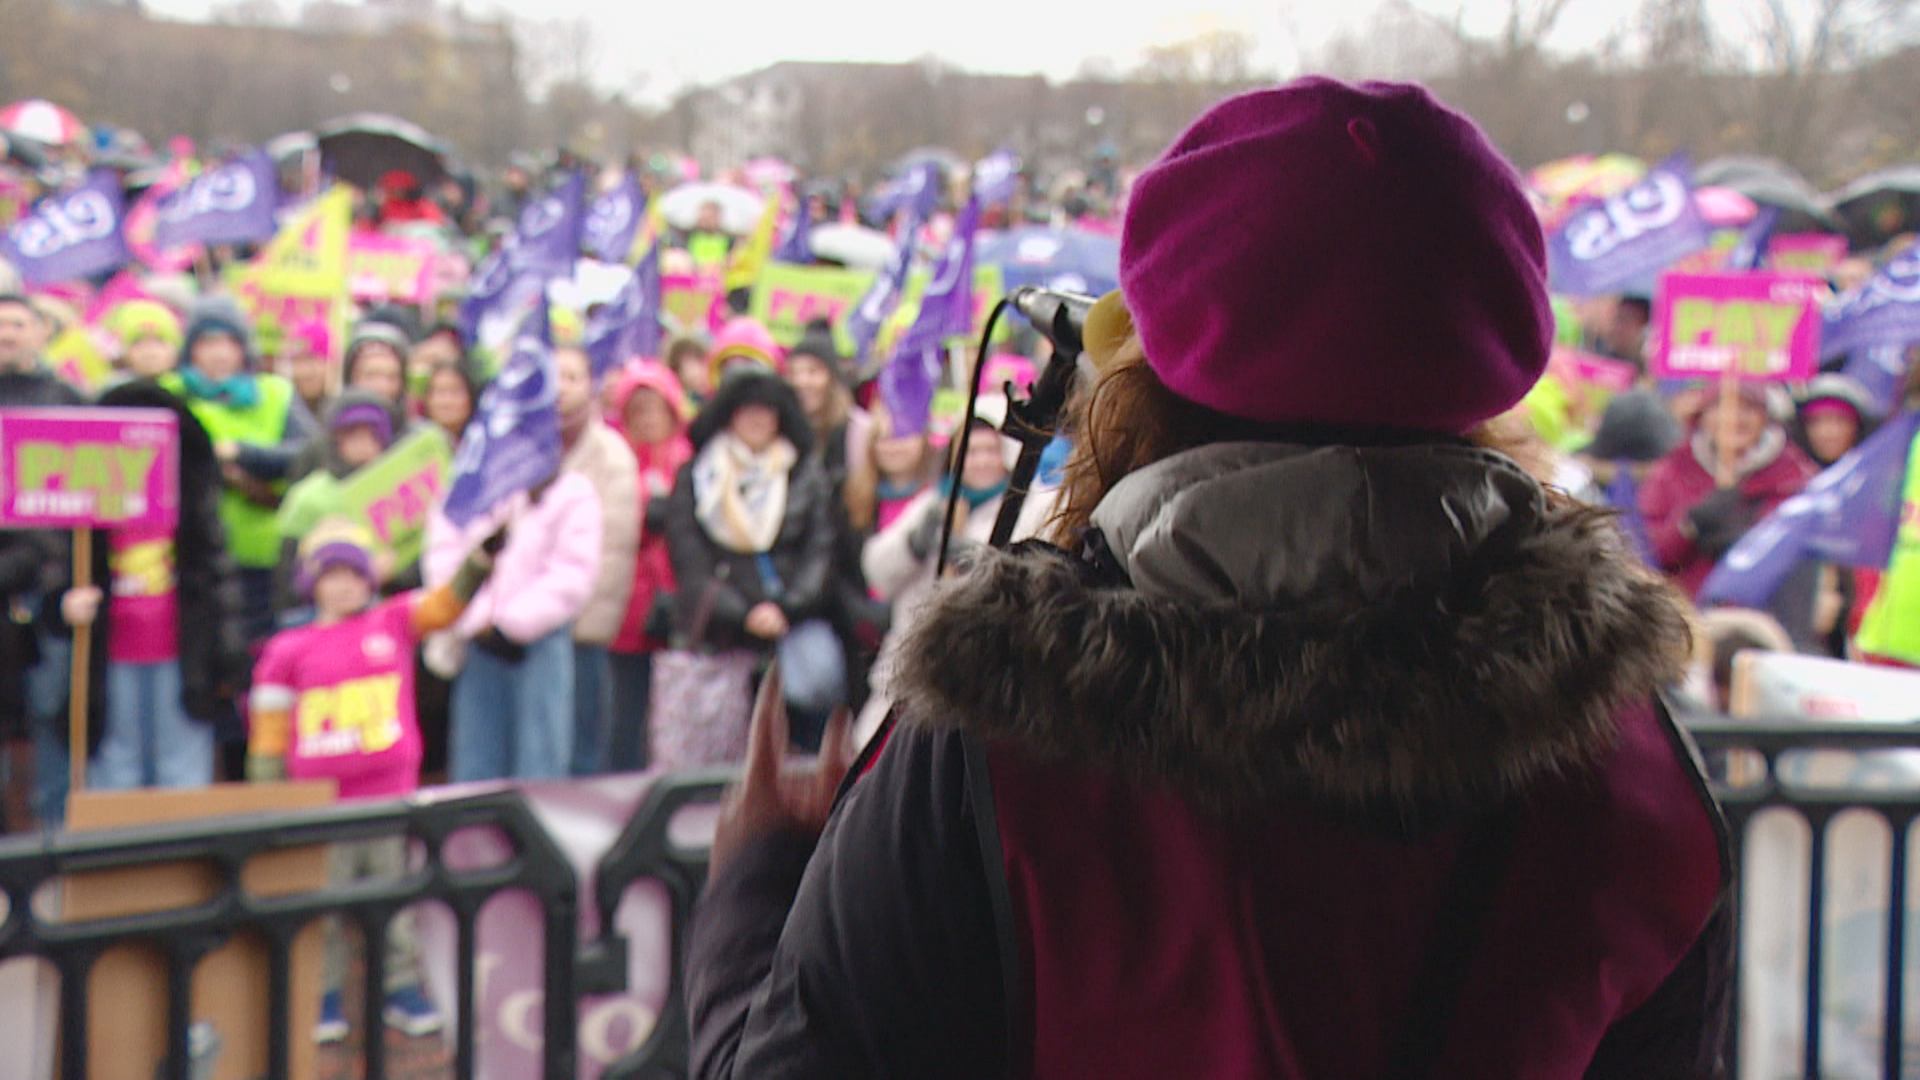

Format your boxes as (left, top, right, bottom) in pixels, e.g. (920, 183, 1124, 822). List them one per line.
(425, 472, 604, 645)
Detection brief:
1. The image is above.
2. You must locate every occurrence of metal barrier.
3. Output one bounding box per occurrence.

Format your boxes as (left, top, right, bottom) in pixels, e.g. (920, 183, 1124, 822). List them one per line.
(8, 721, 1920, 1080)
(1685, 710, 1920, 1080)
(0, 790, 582, 1080)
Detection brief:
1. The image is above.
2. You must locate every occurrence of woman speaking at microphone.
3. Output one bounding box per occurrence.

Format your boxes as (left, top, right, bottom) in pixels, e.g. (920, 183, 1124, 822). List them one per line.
(688, 78, 1730, 1079)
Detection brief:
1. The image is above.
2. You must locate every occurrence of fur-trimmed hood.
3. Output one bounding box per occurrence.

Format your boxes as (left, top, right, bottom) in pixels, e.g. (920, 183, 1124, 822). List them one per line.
(892, 441, 1691, 823)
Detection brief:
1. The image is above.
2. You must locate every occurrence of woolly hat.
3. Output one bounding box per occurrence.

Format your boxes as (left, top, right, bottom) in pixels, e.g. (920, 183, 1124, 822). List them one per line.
(328, 393, 396, 447)
(1586, 389, 1682, 463)
(345, 320, 412, 363)
(786, 320, 849, 385)
(1799, 374, 1877, 424)
(181, 298, 256, 371)
(708, 317, 786, 386)
(296, 519, 378, 600)
(107, 300, 183, 351)
(1115, 77, 1552, 434)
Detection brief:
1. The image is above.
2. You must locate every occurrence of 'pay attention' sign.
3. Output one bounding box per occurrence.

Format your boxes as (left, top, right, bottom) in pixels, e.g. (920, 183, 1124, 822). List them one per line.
(0, 408, 179, 531)
(1652, 271, 1824, 382)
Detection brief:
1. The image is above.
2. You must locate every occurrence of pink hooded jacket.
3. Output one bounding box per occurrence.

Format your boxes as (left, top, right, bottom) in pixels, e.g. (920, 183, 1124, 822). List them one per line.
(425, 471, 604, 645)
(606, 361, 694, 654)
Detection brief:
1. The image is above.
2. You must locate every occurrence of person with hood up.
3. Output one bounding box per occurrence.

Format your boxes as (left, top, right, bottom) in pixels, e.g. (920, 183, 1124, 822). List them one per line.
(272, 391, 403, 617)
(1642, 380, 1819, 599)
(424, 463, 603, 782)
(686, 78, 1729, 1079)
(604, 360, 693, 771)
(554, 345, 641, 775)
(658, 369, 838, 765)
(161, 300, 319, 646)
(57, 380, 247, 802)
(280, 319, 334, 420)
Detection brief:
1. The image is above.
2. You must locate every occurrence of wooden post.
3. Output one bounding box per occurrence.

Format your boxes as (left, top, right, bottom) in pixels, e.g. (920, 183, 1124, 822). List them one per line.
(1715, 365, 1741, 488)
(67, 527, 91, 797)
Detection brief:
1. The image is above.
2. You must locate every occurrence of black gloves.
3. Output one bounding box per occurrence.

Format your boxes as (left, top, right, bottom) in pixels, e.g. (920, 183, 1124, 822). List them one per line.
(1687, 488, 1754, 558)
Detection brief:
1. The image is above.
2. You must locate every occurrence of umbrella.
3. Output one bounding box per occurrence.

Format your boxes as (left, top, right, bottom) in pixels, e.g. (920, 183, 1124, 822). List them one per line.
(1696, 156, 1840, 233)
(657, 182, 764, 235)
(893, 147, 965, 177)
(808, 223, 896, 270)
(976, 225, 1121, 297)
(315, 113, 450, 189)
(1828, 166, 1920, 251)
(742, 157, 797, 190)
(0, 100, 84, 146)
(267, 130, 318, 163)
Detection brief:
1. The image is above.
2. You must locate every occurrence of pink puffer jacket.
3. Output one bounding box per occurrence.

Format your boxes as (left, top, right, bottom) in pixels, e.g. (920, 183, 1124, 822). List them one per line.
(425, 471, 604, 645)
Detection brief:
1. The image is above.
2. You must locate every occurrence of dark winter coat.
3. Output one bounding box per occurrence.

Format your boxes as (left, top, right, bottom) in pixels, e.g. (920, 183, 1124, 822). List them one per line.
(0, 366, 84, 737)
(1641, 428, 1818, 598)
(61, 381, 250, 739)
(688, 441, 1730, 1079)
(664, 373, 837, 653)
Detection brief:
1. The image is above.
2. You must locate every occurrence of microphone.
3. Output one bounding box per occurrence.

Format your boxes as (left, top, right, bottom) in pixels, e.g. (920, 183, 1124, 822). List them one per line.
(1010, 285, 1096, 356)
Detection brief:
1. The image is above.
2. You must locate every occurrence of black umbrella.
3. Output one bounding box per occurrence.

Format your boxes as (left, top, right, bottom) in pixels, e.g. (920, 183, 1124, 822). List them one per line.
(1828, 166, 1920, 251)
(1696, 156, 1842, 234)
(316, 113, 449, 189)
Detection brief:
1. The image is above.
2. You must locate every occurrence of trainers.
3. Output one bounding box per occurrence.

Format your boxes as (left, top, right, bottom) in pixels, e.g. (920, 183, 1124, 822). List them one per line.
(384, 985, 444, 1037)
(316, 990, 349, 1044)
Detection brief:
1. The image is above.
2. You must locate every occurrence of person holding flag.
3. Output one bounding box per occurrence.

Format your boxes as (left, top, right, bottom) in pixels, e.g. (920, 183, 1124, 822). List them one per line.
(425, 304, 603, 781)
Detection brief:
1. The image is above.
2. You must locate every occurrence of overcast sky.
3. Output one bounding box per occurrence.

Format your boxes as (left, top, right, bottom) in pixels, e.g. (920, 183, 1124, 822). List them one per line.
(133, 0, 1648, 104)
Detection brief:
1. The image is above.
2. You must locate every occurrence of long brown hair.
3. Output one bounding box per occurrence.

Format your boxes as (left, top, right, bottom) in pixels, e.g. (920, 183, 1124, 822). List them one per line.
(1050, 335, 1554, 545)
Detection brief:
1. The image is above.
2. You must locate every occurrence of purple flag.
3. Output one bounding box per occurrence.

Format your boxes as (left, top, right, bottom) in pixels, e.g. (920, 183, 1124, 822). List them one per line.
(894, 196, 981, 359)
(869, 162, 944, 225)
(973, 150, 1020, 207)
(153, 150, 280, 250)
(879, 344, 944, 440)
(584, 243, 663, 379)
(774, 196, 812, 264)
(510, 170, 585, 278)
(1548, 156, 1710, 296)
(1700, 409, 1920, 607)
(846, 164, 946, 367)
(582, 173, 644, 264)
(1846, 344, 1912, 417)
(1, 170, 130, 284)
(1823, 240, 1920, 360)
(442, 301, 562, 528)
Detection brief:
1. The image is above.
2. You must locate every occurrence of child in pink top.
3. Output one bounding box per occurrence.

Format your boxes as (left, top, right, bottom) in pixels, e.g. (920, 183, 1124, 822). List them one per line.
(246, 518, 496, 1041)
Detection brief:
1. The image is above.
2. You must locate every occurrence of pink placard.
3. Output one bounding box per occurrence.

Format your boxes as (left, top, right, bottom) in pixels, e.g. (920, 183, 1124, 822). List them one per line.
(1767, 233, 1849, 276)
(1651, 271, 1824, 382)
(1548, 348, 1638, 393)
(0, 408, 179, 530)
(346, 232, 438, 303)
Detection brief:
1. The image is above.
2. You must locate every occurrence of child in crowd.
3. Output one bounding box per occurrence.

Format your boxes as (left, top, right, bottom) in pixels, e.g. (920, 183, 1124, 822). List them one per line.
(107, 300, 183, 380)
(247, 519, 499, 1041)
(273, 392, 402, 617)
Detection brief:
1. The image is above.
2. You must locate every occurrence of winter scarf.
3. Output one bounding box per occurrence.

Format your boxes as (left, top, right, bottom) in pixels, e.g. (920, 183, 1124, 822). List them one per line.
(1690, 426, 1786, 482)
(692, 432, 798, 554)
(179, 366, 261, 409)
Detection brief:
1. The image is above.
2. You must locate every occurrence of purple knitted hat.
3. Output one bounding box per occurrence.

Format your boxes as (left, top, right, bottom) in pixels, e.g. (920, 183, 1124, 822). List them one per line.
(1119, 78, 1553, 434)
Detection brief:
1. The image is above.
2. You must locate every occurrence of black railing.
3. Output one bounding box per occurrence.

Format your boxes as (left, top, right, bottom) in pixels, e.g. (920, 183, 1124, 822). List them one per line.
(1685, 710, 1920, 1080)
(0, 790, 582, 1080)
(6, 721, 1920, 1080)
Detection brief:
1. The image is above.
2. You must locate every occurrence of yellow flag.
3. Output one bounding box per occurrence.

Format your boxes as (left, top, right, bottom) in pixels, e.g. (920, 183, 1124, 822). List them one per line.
(47, 327, 113, 392)
(253, 186, 353, 300)
(724, 192, 782, 293)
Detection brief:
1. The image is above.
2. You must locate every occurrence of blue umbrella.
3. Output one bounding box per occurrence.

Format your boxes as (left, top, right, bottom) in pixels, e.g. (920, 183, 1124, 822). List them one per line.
(976, 226, 1120, 298)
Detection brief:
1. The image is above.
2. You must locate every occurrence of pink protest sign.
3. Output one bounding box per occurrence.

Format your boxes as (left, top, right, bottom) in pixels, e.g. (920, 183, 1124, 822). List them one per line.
(347, 232, 437, 303)
(1651, 271, 1824, 382)
(1767, 233, 1849, 276)
(1547, 348, 1638, 393)
(0, 408, 179, 530)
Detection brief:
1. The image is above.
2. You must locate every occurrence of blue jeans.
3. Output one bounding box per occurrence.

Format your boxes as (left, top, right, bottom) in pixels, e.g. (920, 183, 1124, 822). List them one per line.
(450, 628, 573, 782)
(93, 660, 214, 791)
(28, 632, 72, 828)
(569, 644, 611, 777)
(606, 651, 653, 773)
